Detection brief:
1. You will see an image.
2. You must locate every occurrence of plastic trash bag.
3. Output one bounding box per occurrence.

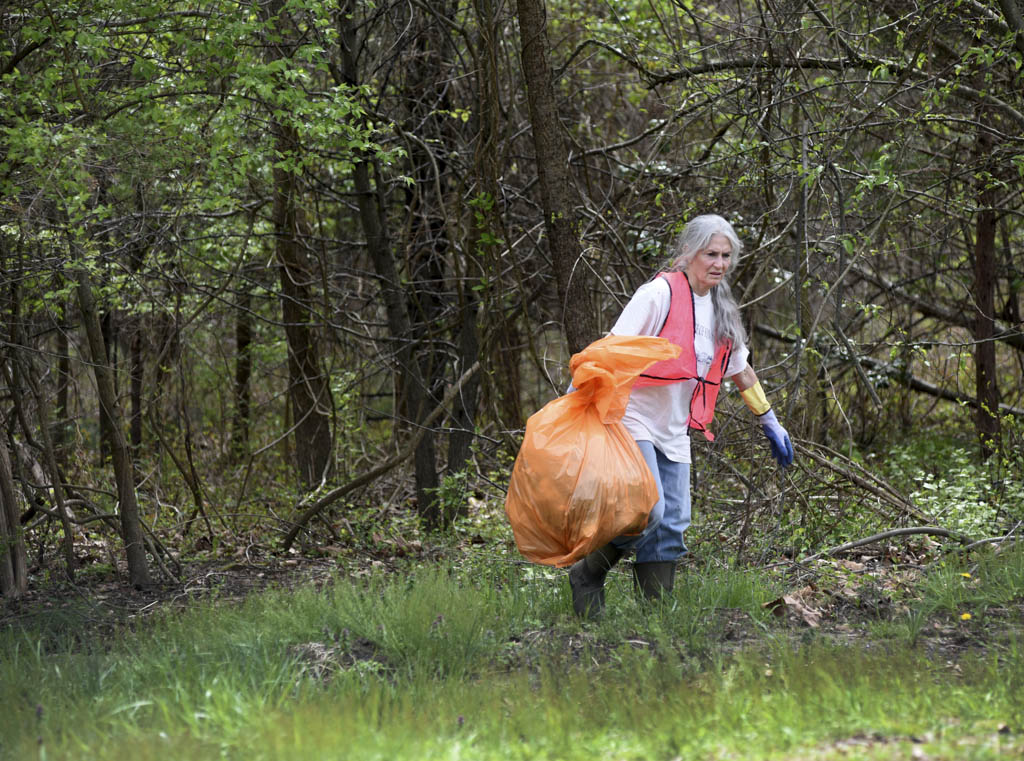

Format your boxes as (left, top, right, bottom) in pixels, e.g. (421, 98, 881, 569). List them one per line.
(504, 334, 681, 567)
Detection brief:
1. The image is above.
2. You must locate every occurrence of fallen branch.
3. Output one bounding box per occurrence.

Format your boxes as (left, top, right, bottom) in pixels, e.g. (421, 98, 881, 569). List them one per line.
(799, 526, 972, 564)
(956, 534, 1023, 553)
(281, 361, 481, 551)
(943, 518, 1023, 557)
(140, 516, 181, 583)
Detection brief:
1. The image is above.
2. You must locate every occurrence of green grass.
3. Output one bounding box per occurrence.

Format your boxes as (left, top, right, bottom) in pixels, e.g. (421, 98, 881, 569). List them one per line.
(2, 553, 1023, 760)
(919, 546, 1024, 613)
(864, 543, 1024, 646)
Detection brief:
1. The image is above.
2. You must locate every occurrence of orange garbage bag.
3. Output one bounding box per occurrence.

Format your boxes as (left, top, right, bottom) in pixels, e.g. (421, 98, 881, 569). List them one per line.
(504, 334, 681, 567)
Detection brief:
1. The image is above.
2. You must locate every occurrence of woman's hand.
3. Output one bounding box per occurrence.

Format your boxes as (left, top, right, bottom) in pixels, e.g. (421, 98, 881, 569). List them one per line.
(757, 409, 794, 467)
(730, 365, 794, 467)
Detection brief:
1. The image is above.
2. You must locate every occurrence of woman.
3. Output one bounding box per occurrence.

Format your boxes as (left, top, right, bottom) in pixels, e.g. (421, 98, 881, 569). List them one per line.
(568, 214, 794, 618)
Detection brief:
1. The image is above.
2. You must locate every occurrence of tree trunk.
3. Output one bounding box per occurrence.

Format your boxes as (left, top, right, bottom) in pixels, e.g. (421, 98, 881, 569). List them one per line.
(54, 302, 70, 467)
(999, 221, 1021, 326)
(402, 3, 454, 524)
(128, 241, 146, 460)
(514, 0, 596, 354)
(472, 0, 521, 431)
(130, 326, 143, 458)
(271, 152, 335, 489)
(263, 0, 334, 490)
(0, 440, 28, 600)
(996, 0, 1024, 57)
(20, 350, 76, 579)
(98, 309, 115, 465)
(973, 180, 1000, 458)
(76, 268, 151, 588)
(338, 2, 442, 528)
(0, 241, 30, 597)
(232, 280, 252, 456)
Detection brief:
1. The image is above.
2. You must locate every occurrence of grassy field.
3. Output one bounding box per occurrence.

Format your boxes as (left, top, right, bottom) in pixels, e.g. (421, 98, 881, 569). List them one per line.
(2, 545, 1023, 760)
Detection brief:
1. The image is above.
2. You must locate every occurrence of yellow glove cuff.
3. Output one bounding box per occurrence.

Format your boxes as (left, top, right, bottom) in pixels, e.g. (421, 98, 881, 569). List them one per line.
(739, 381, 771, 416)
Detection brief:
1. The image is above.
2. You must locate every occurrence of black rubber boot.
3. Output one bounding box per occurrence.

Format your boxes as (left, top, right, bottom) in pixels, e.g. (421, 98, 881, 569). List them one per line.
(632, 562, 676, 602)
(568, 543, 625, 619)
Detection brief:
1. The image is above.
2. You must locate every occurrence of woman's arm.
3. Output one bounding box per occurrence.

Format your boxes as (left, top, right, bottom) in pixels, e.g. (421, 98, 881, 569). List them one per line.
(727, 363, 794, 467)
(729, 363, 758, 393)
(729, 363, 771, 416)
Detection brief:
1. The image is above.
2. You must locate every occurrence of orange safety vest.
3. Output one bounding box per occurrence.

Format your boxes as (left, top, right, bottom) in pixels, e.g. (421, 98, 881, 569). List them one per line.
(633, 271, 733, 441)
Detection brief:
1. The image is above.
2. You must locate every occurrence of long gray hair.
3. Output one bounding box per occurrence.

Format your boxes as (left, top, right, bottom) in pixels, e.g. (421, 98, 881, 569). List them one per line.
(665, 214, 747, 346)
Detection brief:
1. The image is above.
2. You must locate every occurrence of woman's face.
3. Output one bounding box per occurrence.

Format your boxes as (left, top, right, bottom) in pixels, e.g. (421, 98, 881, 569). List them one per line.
(686, 233, 733, 296)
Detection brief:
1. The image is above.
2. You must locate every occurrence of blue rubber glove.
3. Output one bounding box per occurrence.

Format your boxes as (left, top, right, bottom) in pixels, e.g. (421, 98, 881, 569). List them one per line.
(758, 409, 794, 467)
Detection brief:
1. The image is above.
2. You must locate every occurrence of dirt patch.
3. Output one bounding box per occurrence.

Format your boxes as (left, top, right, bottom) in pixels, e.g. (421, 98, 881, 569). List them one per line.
(0, 554, 341, 640)
(288, 636, 388, 682)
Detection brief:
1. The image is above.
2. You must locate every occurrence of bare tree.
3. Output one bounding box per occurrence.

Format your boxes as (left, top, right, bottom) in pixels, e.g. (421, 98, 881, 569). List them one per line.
(262, 0, 336, 489)
(515, 0, 597, 353)
(0, 438, 28, 599)
(972, 125, 1001, 457)
(76, 267, 151, 588)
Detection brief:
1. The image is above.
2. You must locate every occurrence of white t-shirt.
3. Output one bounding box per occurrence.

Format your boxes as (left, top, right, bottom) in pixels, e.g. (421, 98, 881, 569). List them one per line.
(610, 277, 749, 463)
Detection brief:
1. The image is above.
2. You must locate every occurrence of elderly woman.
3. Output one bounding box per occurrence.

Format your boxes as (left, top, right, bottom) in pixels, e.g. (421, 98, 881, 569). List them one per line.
(569, 214, 794, 618)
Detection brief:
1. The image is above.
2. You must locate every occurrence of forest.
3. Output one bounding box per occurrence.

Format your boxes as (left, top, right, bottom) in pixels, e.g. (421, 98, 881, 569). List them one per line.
(3, 1, 1024, 759)
(1, 0, 1023, 606)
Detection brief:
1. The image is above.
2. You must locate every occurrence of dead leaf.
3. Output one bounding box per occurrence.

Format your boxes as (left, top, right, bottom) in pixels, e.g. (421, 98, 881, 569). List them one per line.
(762, 591, 822, 627)
(784, 593, 822, 627)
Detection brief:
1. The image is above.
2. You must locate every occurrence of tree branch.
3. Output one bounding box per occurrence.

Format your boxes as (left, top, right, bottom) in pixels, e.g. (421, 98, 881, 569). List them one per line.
(848, 264, 1024, 354)
(793, 441, 930, 523)
(643, 55, 1024, 130)
(1, 37, 51, 78)
(755, 324, 1024, 419)
(996, 0, 1024, 58)
(97, 10, 216, 29)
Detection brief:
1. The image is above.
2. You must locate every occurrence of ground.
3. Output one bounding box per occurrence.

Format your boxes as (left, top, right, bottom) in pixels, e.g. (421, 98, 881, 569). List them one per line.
(4, 536, 1021, 671)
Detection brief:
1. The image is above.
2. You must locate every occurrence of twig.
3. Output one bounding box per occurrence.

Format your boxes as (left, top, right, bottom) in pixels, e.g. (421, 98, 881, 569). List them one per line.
(799, 526, 973, 564)
(139, 517, 180, 584)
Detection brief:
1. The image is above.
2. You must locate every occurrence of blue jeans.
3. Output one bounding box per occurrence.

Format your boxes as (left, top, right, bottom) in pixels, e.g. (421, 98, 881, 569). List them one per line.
(612, 440, 691, 563)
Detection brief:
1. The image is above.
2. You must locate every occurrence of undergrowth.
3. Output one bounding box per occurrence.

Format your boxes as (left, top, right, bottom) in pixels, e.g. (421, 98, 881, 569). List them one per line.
(3, 545, 1024, 760)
